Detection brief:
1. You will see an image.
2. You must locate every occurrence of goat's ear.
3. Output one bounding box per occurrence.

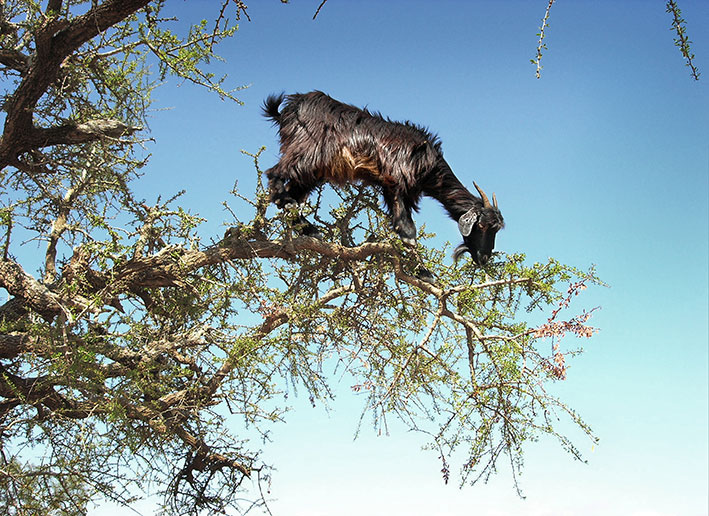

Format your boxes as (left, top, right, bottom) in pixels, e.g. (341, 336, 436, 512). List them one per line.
(458, 208, 478, 237)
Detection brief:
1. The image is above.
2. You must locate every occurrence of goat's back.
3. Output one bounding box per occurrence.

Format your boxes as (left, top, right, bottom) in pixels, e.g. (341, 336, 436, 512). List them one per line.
(270, 91, 444, 189)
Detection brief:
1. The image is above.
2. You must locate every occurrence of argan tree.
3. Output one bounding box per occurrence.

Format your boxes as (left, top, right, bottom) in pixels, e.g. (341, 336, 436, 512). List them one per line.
(0, 1, 606, 514)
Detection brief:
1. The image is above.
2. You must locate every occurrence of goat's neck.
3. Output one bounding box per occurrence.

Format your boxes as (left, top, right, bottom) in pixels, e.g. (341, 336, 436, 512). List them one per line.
(423, 158, 479, 220)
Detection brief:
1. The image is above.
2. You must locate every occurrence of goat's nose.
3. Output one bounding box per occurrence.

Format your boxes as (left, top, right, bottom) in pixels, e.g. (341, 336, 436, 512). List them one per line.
(476, 252, 489, 266)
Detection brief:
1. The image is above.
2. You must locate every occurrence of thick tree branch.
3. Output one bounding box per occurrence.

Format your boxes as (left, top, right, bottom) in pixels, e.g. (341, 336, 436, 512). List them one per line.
(0, 297, 29, 322)
(0, 0, 151, 167)
(0, 332, 30, 358)
(0, 363, 86, 416)
(34, 119, 143, 148)
(0, 48, 30, 72)
(0, 258, 96, 320)
(0, 259, 64, 319)
(98, 237, 393, 293)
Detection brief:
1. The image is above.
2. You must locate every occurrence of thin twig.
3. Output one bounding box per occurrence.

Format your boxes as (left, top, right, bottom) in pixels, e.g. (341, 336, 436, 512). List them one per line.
(533, 0, 555, 79)
(313, 0, 328, 20)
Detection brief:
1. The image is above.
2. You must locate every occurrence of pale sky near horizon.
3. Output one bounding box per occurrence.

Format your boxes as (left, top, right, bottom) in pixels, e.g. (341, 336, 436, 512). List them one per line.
(88, 1, 707, 515)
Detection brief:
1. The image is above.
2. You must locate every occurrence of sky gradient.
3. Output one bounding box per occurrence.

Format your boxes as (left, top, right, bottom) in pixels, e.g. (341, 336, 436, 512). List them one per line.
(98, 1, 708, 515)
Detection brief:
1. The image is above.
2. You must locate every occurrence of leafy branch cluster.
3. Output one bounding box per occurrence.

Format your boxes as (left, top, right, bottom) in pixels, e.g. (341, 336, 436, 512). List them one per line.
(1, 145, 602, 512)
(0, 2, 607, 514)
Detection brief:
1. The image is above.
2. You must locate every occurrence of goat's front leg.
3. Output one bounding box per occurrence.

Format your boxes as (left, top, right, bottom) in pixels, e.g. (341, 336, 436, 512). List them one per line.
(266, 168, 322, 238)
(385, 192, 435, 282)
(266, 167, 295, 208)
(389, 196, 417, 247)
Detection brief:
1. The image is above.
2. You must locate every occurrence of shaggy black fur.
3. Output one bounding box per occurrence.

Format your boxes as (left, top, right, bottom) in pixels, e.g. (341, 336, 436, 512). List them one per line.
(263, 91, 504, 265)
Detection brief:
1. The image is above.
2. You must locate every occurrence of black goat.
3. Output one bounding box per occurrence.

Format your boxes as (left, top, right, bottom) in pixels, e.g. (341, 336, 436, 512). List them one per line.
(263, 91, 504, 265)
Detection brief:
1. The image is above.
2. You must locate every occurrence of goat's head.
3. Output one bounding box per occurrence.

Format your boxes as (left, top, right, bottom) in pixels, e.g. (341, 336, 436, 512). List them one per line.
(454, 182, 504, 266)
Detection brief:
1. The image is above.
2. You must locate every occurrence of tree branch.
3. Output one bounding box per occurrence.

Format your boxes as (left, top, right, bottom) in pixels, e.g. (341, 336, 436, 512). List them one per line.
(0, 332, 30, 358)
(0, 48, 30, 72)
(532, 0, 555, 79)
(313, 0, 329, 20)
(0, 259, 64, 319)
(0, 0, 151, 167)
(34, 119, 143, 148)
(0, 363, 86, 416)
(666, 0, 701, 80)
(0, 258, 97, 320)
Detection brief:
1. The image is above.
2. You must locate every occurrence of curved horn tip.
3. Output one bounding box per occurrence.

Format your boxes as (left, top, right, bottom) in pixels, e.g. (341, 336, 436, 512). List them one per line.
(473, 181, 491, 208)
(492, 192, 498, 208)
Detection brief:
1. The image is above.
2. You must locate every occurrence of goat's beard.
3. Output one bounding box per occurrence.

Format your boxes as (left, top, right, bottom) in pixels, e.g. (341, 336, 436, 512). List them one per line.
(453, 244, 471, 261)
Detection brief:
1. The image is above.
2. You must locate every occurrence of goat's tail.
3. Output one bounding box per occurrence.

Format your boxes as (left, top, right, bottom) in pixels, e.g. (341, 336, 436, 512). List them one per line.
(262, 93, 285, 124)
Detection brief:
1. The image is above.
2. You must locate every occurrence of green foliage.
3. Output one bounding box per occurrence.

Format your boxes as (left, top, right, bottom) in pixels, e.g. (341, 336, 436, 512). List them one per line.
(0, 2, 607, 514)
(218, 160, 604, 495)
(1, 146, 603, 512)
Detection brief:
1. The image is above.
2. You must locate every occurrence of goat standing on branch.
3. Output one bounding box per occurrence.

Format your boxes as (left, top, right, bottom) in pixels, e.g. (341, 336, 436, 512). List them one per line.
(263, 91, 504, 265)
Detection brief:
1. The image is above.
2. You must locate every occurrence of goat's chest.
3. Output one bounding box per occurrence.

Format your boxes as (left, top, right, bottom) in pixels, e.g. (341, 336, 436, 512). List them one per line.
(324, 146, 392, 186)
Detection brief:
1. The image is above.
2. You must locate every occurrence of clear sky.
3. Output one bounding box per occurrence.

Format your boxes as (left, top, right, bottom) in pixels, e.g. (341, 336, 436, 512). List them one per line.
(99, 1, 708, 515)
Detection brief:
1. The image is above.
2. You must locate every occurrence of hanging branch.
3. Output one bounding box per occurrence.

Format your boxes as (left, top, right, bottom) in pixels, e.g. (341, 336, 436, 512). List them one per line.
(532, 0, 555, 79)
(666, 0, 700, 80)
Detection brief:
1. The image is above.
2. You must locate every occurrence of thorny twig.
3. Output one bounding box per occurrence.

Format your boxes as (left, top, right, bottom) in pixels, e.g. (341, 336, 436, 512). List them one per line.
(666, 0, 700, 80)
(533, 0, 555, 79)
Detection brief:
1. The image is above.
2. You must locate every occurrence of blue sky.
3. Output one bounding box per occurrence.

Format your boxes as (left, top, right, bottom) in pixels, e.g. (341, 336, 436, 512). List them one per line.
(101, 1, 708, 515)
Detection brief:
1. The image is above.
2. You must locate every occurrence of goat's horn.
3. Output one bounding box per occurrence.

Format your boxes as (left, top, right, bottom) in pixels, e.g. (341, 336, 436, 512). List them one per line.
(493, 192, 498, 208)
(473, 181, 491, 209)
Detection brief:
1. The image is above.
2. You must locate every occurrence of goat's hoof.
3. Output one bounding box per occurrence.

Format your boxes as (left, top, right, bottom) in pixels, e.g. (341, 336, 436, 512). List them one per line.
(302, 225, 324, 240)
(223, 226, 241, 240)
(401, 237, 416, 248)
(416, 267, 435, 283)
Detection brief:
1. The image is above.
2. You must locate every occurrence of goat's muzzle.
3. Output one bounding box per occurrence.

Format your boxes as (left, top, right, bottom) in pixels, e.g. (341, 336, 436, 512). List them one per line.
(453, 244, 490, 266)
(475, 251, 490, 266)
